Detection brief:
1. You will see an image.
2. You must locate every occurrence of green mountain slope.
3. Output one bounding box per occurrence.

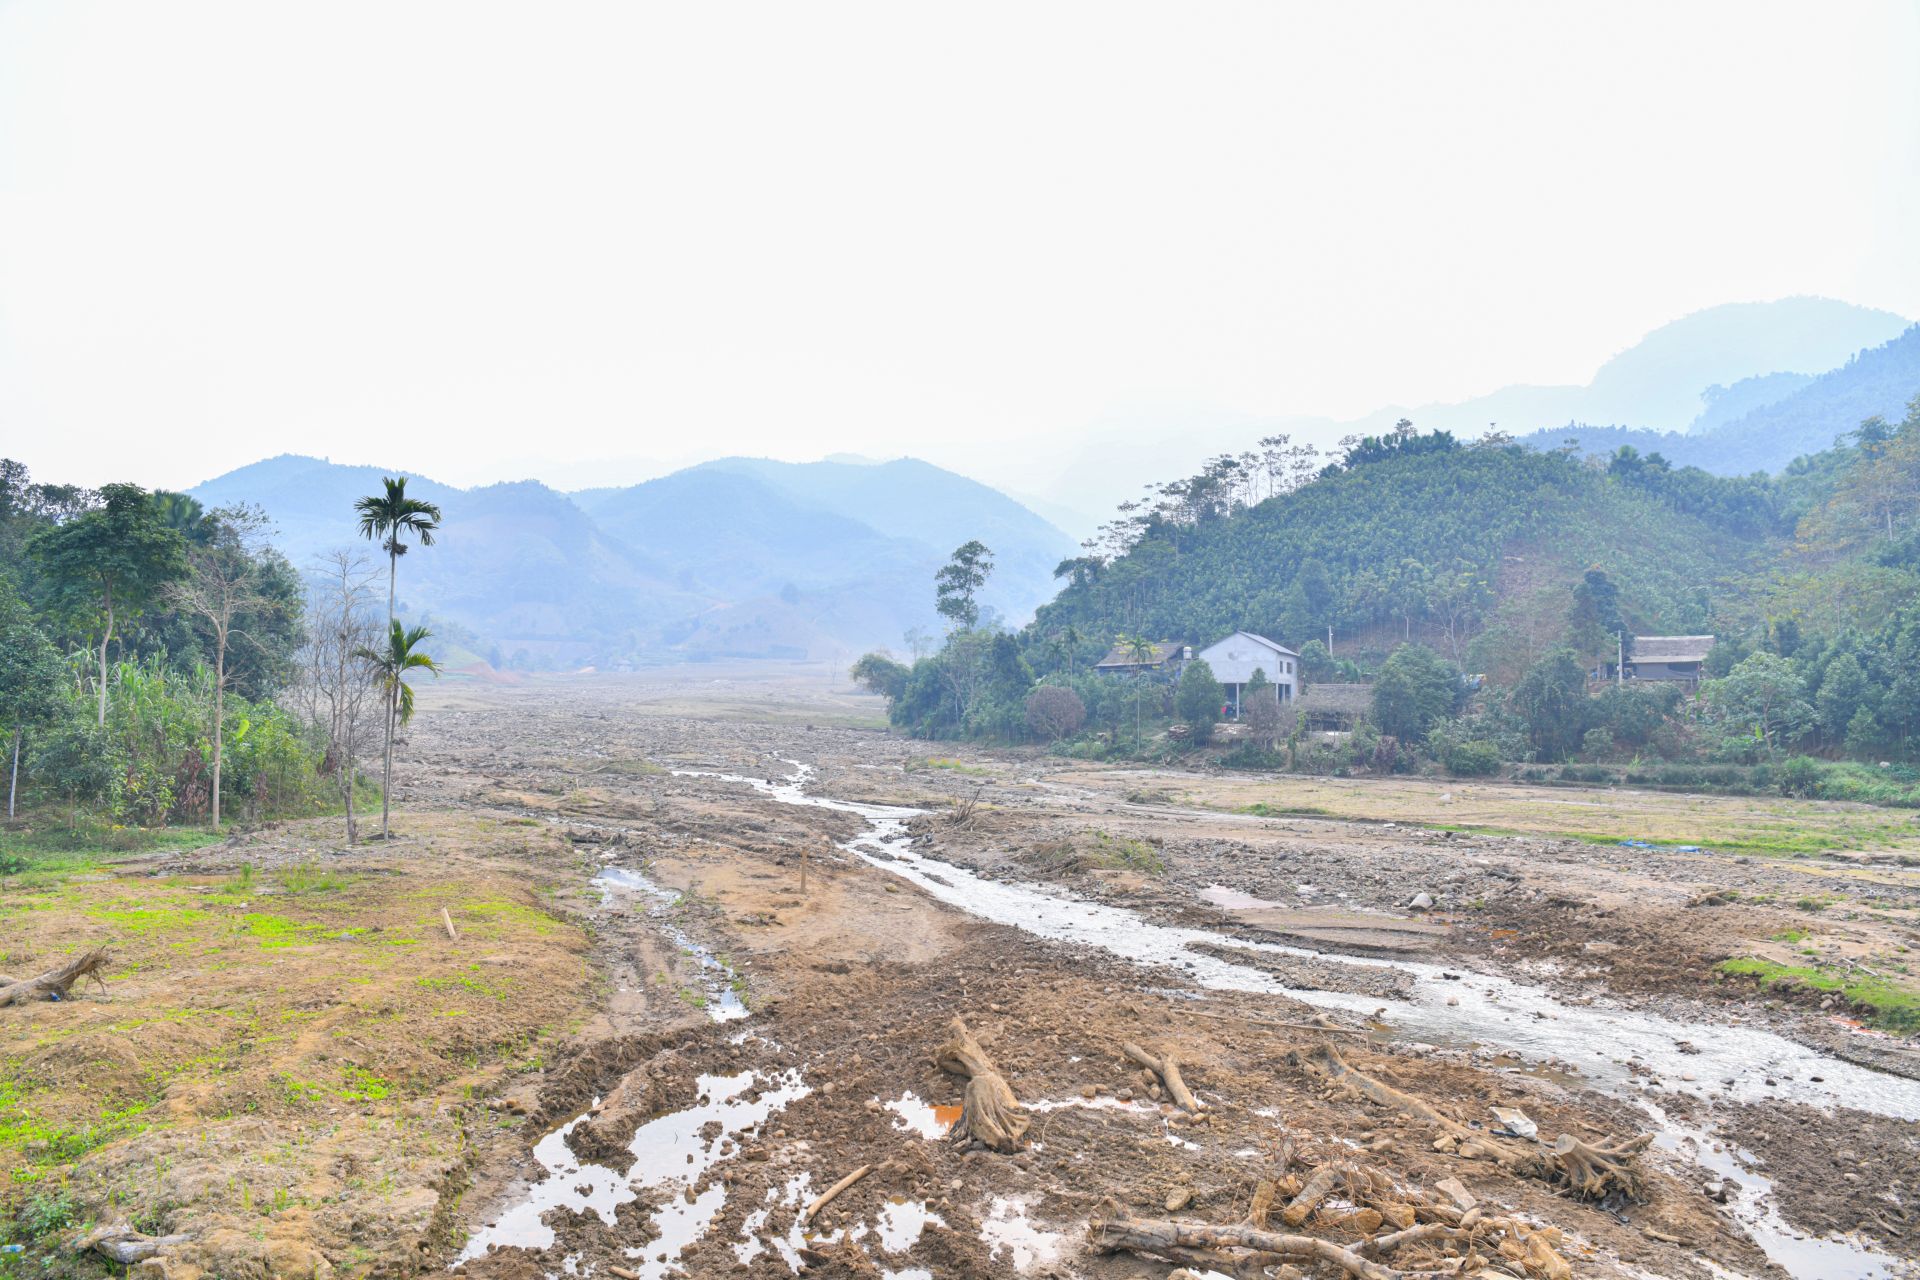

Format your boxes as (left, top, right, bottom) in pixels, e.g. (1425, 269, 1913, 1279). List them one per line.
(1033, 434, 1779, 679)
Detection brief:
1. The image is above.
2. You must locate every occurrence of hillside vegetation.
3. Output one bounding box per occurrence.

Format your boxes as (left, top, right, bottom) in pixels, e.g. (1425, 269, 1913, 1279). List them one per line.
(859, 397, 1920, 802)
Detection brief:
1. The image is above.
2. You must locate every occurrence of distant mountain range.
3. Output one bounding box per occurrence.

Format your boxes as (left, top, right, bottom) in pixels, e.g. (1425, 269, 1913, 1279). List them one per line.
(190, 455, 1073, 668)
(1018, 297, 1916, 526)
(1511, 323, 1920, 474)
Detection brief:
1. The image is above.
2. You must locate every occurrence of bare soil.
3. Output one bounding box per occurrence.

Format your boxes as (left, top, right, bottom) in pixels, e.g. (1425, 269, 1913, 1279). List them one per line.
(7, 663, 1918, 1280)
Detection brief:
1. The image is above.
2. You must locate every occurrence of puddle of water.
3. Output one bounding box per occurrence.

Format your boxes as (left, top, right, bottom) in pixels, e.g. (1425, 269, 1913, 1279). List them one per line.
(872, 1197, 945, 1253)
(1200, 883, 1278, 910)
(687, 757, 1920, 1280)
(457, 1069, 809, 1271)
(594, 865, 747, 1021)
(979, 1196, 1065, 1273)
(881, 1091, 960, 1138)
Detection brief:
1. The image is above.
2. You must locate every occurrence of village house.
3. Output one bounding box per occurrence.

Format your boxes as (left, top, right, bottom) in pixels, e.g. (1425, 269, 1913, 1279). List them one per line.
(1611, 635, 1716, 689)
(1093, 640, 1188, 677)
(1195, 631, 1298, 714)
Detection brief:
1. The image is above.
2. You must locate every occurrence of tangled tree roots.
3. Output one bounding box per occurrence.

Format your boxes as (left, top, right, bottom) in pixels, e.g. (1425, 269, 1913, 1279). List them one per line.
(1290, 1041, 1647, 1202)
(1092, 1184, 1576, 1280)
(0, 949, 109, 1007)
(934, 1017, 1030, 1151)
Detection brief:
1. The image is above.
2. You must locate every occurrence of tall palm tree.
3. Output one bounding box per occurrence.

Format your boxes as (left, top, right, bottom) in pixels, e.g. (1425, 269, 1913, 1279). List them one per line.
(354, 621, 441, 839)
(354, 477, 443, 638)
(354, 478, 441, 839)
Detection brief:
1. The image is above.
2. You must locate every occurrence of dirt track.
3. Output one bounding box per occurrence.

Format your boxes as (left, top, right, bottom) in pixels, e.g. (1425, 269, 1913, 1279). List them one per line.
(12, 665, 1920, 1279)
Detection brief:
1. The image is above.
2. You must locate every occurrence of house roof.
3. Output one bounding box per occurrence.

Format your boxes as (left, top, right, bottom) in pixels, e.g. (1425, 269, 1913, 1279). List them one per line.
(1201, 630, 1299, 659)
(1094, 640, 1182, 670)
(1632, 635, 1716, 664)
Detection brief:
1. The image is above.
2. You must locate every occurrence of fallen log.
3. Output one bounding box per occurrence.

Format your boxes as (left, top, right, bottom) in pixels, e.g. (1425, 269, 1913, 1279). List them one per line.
(0, 948, 109, 1006)
(1120, 1040, 1203, 1112)
(1088, 1201, 1405, 1280)
(802, 1164, 871, 1224)
(934, 1017, 1030, 1151)
(1279, 1165, 1338, 1227)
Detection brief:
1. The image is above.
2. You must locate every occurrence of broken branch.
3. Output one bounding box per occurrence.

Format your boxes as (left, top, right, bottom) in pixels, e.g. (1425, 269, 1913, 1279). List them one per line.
(801, 1164, 871, 1224)
(1121, 1040, 1203, 1112)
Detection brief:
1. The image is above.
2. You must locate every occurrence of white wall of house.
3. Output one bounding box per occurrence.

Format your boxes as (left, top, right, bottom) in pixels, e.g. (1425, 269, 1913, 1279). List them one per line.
(1196, 632, 1298, 706)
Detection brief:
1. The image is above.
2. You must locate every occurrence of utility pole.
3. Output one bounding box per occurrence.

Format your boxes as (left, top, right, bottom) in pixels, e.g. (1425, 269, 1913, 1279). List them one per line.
(1617, 632, 1624, 687)
(1328, 624, 1334, 655)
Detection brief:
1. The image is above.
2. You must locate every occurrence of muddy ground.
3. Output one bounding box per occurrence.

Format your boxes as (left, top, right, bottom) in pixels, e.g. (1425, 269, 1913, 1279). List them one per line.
(8, 664, 1919, 1279)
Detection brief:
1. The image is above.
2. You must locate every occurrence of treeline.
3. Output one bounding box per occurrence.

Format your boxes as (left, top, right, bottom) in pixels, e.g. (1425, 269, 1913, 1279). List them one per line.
(853, 394, 1920, 790)
(1, 461, 446, 845)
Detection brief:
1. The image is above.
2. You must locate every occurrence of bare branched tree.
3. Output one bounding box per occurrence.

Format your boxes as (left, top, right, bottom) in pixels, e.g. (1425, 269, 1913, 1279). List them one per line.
(297, 550, 383, 844)
(165, 505, 274, 829)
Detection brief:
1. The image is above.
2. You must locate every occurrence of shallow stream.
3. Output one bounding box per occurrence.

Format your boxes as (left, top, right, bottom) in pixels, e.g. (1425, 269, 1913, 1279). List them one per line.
(692, 758, 1920, 1280)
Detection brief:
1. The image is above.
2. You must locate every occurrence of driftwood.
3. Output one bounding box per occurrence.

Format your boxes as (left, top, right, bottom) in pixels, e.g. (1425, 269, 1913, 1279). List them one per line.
(1095, 1194, 1572, 1280)
(1279, 1164, 1338, 1227)
(0, 948, 109, 1006)
(934, 1017, 1030, 1151)
(801, 1164, 871, 1223)
(1121, 1041, 1203, 1112)
(1089, 1200, 1406, 1280)
(1292, 1042, 1647, 1200)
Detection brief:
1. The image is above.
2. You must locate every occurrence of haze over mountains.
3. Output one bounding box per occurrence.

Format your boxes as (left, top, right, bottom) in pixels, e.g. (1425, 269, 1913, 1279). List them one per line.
(1020, 297, 1915, 526)
(179, 294, 1920, 669)
(190, 455, 1073, 669)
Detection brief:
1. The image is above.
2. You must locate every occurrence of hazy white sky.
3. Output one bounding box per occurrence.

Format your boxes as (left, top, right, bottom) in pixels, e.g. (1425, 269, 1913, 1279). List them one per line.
(3, 0, 1917, 501)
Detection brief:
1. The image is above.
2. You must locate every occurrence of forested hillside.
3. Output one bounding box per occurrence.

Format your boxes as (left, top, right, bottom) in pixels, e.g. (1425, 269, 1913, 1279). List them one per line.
(859, 398, 1920, 798)
(1033, 429, 1775, 676)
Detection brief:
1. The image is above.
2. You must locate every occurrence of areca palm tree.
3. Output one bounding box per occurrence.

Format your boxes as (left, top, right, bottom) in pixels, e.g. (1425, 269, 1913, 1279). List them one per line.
(354, 621, 441, 839)
(354, 477, 443, 637)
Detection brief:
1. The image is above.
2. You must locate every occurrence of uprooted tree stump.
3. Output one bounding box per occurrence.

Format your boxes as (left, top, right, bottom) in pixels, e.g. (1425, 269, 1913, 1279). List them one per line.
(1550, 1131, 1651, 1200)
(0, 949, 109, 1007)
(934, 1017, 1030, 1151)
(1290, 1041, 1647, 1201)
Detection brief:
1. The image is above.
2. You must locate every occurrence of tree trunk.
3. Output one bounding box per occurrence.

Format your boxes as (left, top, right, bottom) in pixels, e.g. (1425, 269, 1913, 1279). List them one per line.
(380, 684, 394, 839)
(211, 641, 225, 829)
(97, 584, 114, 726)
(8, 728, 18, 820)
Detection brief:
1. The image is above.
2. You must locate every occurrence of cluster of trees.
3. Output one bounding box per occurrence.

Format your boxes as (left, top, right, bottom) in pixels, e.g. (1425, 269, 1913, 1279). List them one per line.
(855, 393, 1920, 785)
(1, 461, 446, 841)
(1031, 424, 1771, 677)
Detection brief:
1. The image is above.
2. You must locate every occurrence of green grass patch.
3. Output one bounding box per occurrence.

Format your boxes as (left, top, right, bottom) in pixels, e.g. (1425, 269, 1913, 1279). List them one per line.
(1719, 956, 1920, 1033)
(905, 756, 991, 777)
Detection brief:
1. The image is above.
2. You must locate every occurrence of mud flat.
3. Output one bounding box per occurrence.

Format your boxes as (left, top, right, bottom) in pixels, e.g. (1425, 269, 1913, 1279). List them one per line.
(11, 666, 1917, 1279)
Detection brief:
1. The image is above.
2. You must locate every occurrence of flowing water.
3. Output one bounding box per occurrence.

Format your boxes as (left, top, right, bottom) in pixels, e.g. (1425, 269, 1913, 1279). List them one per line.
(685, 759, 1920, 1280)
